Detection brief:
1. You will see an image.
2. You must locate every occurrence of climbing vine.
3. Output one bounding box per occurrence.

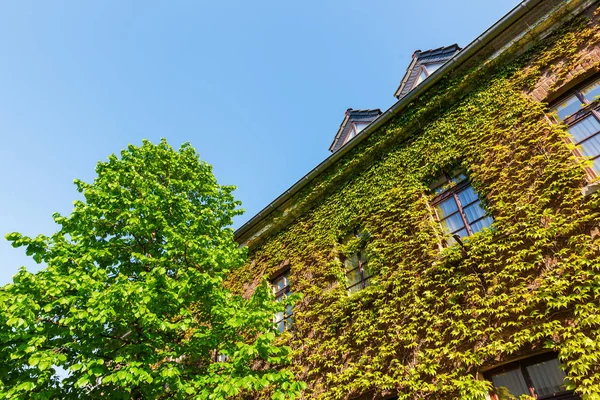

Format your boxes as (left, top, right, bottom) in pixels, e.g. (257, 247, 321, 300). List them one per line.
(231, 6, 600, 400)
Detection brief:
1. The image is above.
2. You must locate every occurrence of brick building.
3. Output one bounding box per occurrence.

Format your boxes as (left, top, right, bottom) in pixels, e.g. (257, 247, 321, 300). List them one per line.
(232, 1, 600, 398)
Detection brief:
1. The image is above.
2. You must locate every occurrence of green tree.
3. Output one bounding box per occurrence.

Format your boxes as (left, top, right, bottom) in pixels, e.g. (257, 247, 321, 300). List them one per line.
(0, 140, 303, 399)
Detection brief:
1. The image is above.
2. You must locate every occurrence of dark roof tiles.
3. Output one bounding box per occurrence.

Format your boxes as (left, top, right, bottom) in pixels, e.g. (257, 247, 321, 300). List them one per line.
(414, 44, 460, 59)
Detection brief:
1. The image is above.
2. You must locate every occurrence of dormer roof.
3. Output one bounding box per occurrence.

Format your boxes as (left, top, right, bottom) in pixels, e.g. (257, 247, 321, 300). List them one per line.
(328, 108, 382, 153)
(393, 44, 461, 99)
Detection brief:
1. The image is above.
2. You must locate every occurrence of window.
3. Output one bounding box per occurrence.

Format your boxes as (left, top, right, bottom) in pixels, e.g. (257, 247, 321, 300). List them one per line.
(485, 353, 578, 399)
(272, 273, 292, 332)
(343, 233, 374, 294)
(412, 62, 445, 88)
(354, 122, 368, 134)
(431, 172, 493, 244)
(414, 68, 428, 87)
(552, 76, 600, 176)
(344, 122, 370, 144)
(424, 62, 443, 75)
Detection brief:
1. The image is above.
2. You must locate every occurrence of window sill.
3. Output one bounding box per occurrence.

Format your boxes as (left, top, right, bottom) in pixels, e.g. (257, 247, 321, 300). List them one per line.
(582, 181, 600, 197)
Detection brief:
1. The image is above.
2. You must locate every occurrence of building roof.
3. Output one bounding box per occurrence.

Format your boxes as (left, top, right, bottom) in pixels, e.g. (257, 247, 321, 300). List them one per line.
(328, 108, 382, 153)
(393, 44, 461, 99)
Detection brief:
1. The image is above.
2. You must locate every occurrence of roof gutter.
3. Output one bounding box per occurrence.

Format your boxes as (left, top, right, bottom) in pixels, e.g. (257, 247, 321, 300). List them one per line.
(234, 0, 545, 242)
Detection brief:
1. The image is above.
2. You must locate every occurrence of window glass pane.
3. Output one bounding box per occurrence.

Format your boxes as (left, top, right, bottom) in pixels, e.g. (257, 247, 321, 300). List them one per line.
(354, 122, 369, 134)
(435, 197, 459, 218)
(526, 358, 567, 397)
(414, 69, 427, 86)
(581, 78, 600, 103)
(273, 273, 292, 331)
(433, 185, 446, 195)
(579, 134, 600, 159)
(284, 303, 294, 330)
(441, 213, 466, 234)
(275, 311, 284, 322)
(359, 250, 368, 265)
(462, 201, 486, 224)
(593, 158, 600, 174)
(568, 115, 600, 143)
(346, 266, 362, 288)
(555, 95, 583, 120)
(470, 216, 493, 233)
(344, 253, 359, 270)
(276, 318, 285, 333)
(457, 186, 478, 206)
(451, 172, 467, 183)
(430, 175, 449, 193)
(273, 275, 288, 292)
(456, 228, 468, 238)
(424, 62, 444, 74)
(446, 228, 468, 245)
(346, 126, 357, 143)
(432, 174, 465, 195)
(491, 369, 530, 399)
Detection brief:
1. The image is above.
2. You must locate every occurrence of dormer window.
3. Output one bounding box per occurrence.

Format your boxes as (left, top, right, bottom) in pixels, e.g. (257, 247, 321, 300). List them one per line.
(394, 44, 461, 99)
(412, 62, 445, 89)
(425, 62, 443, 75)
(329, 109, 382, 153)
(354, 122, 368, 134)
(343, 122, 370, 145)
(414, 68, 428, 87)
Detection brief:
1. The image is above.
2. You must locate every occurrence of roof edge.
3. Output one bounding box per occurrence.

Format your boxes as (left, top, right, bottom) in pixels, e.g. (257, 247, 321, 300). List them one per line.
(394, 55, 419, 99)
(234, 0, 577, 246)
(328, 111, 351, 152)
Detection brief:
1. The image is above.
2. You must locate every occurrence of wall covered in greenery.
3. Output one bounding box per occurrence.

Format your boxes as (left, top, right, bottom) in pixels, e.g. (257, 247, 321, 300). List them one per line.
(232, 6, 600, 399)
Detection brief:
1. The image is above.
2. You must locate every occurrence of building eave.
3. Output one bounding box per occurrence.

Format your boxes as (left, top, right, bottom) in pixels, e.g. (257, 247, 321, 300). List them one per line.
(234, 0, 587, 247)
(328, 112, 351, 152)
(393, 54, 419, 99)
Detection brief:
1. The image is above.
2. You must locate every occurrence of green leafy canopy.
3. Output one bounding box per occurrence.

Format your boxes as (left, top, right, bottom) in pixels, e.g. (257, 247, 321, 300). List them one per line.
(0, 139, 304, 399)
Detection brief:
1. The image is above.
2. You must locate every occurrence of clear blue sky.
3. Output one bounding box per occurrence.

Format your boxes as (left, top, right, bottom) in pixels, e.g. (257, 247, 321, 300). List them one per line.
(0, 1, 521, 285)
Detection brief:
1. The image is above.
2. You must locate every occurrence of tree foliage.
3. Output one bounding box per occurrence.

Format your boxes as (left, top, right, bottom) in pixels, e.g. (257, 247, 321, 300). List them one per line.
(0, 139, 303, 399)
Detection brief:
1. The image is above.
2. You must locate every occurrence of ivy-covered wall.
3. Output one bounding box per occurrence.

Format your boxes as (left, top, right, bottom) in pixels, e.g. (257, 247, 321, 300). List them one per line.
(232, 5, 600, 399)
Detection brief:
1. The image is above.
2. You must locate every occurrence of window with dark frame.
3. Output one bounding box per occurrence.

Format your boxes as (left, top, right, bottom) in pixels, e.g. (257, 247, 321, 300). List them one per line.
(272, 272, 293, 333)
(343, 232, 374, 294)
(551, 76, 600, 177)
(485, 353, 579, 400)
(431, 172, 493, 245)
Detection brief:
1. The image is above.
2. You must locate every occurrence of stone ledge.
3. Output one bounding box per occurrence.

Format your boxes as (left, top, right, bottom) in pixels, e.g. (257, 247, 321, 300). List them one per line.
(582, 180, 600, 197)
